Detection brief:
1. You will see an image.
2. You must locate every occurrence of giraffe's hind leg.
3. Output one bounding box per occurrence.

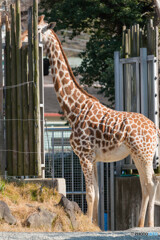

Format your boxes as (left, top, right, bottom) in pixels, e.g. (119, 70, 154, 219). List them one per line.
(132, 155, 158, 227)
(93, 162, 99, 224)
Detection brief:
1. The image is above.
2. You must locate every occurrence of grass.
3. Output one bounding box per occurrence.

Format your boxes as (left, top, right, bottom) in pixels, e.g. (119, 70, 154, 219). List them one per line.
(0, 180, 100, 232)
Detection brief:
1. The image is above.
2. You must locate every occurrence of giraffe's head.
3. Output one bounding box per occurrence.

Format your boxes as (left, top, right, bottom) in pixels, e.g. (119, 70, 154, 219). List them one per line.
(38, 15, 56, 43)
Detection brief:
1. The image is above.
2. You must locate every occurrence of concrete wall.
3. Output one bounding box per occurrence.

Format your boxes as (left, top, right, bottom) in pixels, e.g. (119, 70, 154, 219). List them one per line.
(115, 176, 160, 230)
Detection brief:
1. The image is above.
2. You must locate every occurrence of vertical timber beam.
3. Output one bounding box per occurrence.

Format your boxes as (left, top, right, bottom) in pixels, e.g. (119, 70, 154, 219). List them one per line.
(16, 0, 23, 176)
(33, 0, 41, 176)
(22, 47, 29, 176)
(10, 4, 17, 176)
(28, 7, 35, 176)
(5, 16, 12, 175)
(0, 14, 4, 175)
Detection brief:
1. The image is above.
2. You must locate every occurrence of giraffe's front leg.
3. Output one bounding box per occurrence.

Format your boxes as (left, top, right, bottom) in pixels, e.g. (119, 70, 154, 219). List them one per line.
(80, 158, 96, 222)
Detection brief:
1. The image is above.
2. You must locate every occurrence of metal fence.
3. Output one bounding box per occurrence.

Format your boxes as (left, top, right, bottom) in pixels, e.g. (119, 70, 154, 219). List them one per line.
(44, 127, 87, 212)
(114, 48, 159, 173)
(44, 126, 114, 230)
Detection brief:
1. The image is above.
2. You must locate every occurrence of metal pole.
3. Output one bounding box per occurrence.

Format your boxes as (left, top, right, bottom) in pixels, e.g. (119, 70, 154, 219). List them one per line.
(110, 162, 115, 230)
(140, 48, 148, 117)
(114, 51, 121, 176)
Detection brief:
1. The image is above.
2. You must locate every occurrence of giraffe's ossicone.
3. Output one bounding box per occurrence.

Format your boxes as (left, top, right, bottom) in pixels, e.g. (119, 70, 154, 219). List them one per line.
(38, 15, 160, 228)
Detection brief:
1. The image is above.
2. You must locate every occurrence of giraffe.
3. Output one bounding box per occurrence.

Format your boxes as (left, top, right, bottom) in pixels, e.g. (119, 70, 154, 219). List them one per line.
(38, 16, 160, 227)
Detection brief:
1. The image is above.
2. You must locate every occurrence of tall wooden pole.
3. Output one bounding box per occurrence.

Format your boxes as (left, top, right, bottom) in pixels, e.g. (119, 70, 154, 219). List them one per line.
(28, 6, 35, 176)
(22, 47, 30, 176)
(0, 14, 4, 175)
(33, 0, 41, 176)
(10, 4, 17, 176)
(16, 0, 23, 176)
(5, 16, 12, 175)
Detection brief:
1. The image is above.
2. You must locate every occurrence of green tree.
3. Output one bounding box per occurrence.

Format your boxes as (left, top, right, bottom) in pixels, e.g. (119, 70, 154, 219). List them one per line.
(40, 0, 154, 106)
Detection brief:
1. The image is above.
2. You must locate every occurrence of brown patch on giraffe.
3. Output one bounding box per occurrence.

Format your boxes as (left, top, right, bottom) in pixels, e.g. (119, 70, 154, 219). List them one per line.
(126, 125, 131, 132)
(69, 114, 76, 122)
(77, 147, 82, 152)
(77, 128, 83, 135)
(130, 137, 135, 143)
(85, 128, 94, 136)
(74, 139, 80, 145)
(71, 142, 76, 149)
(62, 64, 67, 71)
(82, 148, 90, 153)
(96, 130, 102, 139)
(55, 68, 58, 74)
(57, 60, 61, 68)
(59, 88, 65, 98)
(49, 60, 52, 65)
(62, 78, 69, 85)
(51, 68, 54, 75)
(115, 132, 122, 141)
(47, 48, 50, 54)
(51, 45, 54, 51)
(54, 79, 60, 92)
(65, 86, 72, 95)
(96, 140, 101, 146)
(130, 130, 137, 137)
(79, 95, 86, 103)
(68, 97, 74, 105)
(48, 53, 51, 58)
(59, 71, 64, 78)
(59, 52, 63, 61)
(109, 146, 115, 151)
(55, 51, 58, 58)
(90, 116, 98, 123)
(103, 149, 107, 153)
(57, 96, 62, 103)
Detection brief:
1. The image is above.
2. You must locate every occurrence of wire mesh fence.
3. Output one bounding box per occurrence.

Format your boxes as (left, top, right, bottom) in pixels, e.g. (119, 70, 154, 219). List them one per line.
(44, 127, 87, 213)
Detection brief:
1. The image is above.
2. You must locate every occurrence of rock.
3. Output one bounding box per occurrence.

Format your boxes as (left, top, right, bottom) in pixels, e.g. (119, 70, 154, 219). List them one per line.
(25, 207, 57, 229)
(0, 201, 17, 225)
(71, 201, 82, 214)
(59, 195, 81, 229)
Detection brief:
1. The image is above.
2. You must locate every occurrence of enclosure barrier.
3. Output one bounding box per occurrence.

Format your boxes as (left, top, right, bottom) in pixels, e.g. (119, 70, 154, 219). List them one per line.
(4, 0, 44, 177)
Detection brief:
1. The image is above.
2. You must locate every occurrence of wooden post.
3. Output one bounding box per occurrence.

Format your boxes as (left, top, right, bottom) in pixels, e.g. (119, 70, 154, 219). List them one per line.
(5, 15, 12, 175)
(33, 0, 41, 176)
(22, 47, 29, 176)
(28, 6, 35, 176)
(10, 4, 18, 176)
(0, 14, 4, 175)
(15, 0, 23, 176)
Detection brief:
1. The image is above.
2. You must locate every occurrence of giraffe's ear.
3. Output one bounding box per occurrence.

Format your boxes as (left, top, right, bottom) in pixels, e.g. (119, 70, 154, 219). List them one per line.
(48, 22, 56, 29)
(38, 15, 45, 24)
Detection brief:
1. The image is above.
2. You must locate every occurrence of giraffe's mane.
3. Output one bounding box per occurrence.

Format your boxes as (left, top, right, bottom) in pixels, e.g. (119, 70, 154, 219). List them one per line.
(51, 30, 99, 102)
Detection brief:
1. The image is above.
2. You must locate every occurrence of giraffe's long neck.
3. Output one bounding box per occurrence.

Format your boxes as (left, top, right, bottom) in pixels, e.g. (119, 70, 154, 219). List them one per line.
(45, 30, 98, 126)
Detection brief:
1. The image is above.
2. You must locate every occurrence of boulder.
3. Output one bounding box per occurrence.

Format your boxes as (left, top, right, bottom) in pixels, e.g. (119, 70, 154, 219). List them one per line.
(25, 207, 57, 229)
(0, 201, 17, 225)
(59, 195, 81, 229)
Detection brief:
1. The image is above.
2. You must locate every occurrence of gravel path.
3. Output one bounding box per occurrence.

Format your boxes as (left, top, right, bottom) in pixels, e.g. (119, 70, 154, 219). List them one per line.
(1, 228, 160, 240)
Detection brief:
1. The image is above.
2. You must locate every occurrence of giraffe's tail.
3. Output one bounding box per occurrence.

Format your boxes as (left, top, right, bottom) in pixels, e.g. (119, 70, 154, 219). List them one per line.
(153, 127, 160, 205)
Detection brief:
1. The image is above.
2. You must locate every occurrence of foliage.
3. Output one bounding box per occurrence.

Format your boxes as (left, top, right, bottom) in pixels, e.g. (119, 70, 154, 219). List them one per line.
(40, 0, 154, 106)
(0, 180, 5, 193)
